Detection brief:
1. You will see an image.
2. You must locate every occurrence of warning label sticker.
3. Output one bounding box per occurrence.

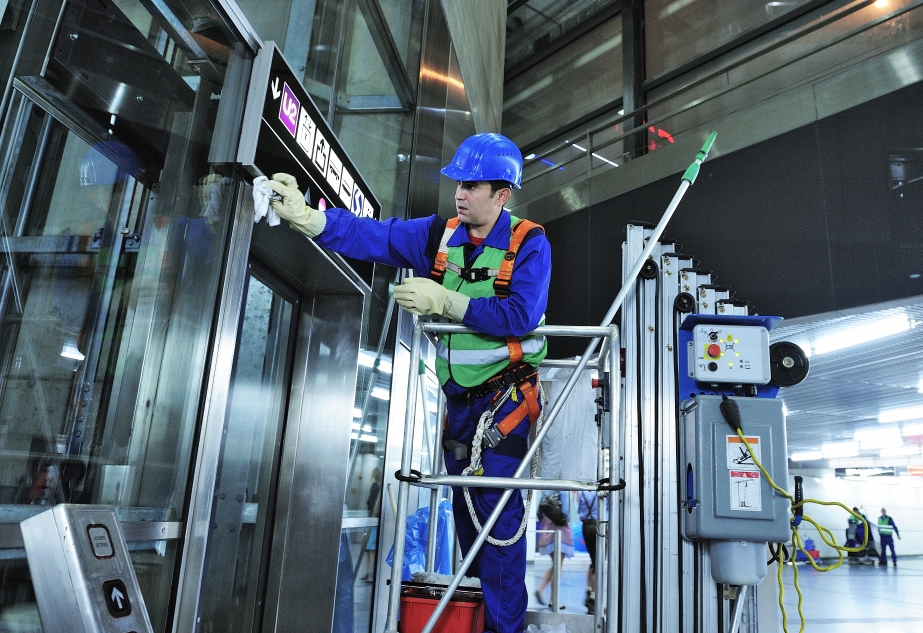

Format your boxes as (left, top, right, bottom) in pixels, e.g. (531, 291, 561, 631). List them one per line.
(730, 470, 762, 511)
(726, 435, 760, 471)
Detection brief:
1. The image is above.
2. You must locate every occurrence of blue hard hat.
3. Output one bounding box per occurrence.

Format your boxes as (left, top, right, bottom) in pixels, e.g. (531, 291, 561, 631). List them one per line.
(79, 140, 143, 186)
(440, 133, 523, 188)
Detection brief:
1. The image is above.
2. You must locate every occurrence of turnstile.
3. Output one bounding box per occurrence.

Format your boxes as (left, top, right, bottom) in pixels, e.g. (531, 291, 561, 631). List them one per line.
(21, 505, 154, 633)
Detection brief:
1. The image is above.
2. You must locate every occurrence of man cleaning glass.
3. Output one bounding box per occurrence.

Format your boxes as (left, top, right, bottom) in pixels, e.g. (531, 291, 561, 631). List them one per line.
(265, 133, 551, 633)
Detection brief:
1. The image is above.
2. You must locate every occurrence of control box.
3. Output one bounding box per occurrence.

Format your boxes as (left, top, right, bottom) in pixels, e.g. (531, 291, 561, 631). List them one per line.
(680, 396, 790, 543)
(677, 314, 783, 399)
(21, 505, 154, 633)
(687, 323, 770, 384)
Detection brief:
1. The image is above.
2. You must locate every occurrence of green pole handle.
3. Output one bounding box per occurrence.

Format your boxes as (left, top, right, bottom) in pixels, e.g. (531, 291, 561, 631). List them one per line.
(681, 131, 718, 184)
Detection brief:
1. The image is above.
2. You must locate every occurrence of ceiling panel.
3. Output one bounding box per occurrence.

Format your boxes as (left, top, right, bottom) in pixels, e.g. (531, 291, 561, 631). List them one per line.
(770, 297, 923, 470)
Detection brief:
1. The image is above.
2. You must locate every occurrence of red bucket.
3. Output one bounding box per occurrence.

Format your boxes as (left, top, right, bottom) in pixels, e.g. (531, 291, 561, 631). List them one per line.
(398, 582, 485, 633)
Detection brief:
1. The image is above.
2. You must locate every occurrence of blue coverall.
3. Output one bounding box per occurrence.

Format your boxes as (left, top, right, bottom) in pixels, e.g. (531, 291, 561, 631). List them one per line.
(877, 515, 900, 565)
(315, 207, 552, 633)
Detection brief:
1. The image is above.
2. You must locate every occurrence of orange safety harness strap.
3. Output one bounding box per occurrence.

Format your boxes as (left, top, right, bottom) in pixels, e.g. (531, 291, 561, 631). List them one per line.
(493, 378, 542, 437)
(493, 219, 543, 298)
(429, 217, 460, 284)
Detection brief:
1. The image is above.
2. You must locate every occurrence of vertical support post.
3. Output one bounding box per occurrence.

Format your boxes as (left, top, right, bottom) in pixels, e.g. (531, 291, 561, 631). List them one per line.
(606, 325, 622, 633)
(425, 392, 446, 572)
(551, 529, 562, 612)
(384, 320, 424, 633)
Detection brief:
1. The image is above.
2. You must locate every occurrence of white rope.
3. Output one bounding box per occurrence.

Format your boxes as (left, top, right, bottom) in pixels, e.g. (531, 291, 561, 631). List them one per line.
(461, 383, 545, 547)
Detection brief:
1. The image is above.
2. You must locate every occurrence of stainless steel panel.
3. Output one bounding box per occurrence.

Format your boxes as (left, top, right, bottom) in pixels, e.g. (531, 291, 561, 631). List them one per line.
(172, 187, 254, 633)
(263, 292, 363, 633)
(120, 521, 183, 542)
(440, 0, 504, 132)
(407, 0, 477, 221)
(197, 269, 296, 632)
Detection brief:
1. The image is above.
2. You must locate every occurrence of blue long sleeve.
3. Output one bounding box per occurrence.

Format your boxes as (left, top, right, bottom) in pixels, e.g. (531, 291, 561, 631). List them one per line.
(315, 208, 551, 338)
(314, 208, 438, 275)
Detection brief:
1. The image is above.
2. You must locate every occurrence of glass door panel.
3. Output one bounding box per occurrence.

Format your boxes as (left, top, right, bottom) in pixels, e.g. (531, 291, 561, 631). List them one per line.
(197, 264, 297, 633)
(0, 0, 248, 629)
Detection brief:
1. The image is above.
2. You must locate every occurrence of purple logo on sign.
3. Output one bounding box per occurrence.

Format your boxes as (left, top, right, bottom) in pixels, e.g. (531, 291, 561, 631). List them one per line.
(279, 83, 299, 137)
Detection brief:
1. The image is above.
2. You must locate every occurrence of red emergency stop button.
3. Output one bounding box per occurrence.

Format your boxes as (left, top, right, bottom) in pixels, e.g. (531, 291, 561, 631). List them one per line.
(707, 344, 721, 358)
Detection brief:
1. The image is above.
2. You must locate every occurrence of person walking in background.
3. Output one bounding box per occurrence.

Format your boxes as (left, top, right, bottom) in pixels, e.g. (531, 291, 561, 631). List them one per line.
(578, 490, 598, 614)
(534, 491, 573, 609)
(877, 507, 901, 566)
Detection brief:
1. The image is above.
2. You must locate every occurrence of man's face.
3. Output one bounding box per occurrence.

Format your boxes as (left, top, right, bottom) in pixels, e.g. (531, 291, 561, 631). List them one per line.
(881, 508, 887, 516)
(454, 181, 509, 237)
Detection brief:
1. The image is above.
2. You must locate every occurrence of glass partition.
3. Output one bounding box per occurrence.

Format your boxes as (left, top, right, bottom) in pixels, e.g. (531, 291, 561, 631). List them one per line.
(0, 0, 248, 629)
(197, 266, 297, 633)
(645, 0, 812, 78)
(503, 16, 622, 149)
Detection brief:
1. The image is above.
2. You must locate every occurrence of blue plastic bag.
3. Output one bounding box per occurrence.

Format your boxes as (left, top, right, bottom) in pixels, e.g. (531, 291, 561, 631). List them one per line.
(386, 499, 453, 581)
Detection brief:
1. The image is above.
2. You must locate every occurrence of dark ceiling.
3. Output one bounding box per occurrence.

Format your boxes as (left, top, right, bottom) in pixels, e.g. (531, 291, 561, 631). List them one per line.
(544, 78, 923, 355)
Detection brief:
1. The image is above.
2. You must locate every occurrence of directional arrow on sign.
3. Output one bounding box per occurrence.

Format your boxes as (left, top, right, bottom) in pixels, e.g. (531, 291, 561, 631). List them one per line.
(102, 578, 131, 617)
(110, 586, 125, 610)
(271, 77, 281, 100)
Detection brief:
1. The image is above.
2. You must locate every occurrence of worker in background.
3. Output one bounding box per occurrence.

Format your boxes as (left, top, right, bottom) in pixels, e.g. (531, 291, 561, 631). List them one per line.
(265, 133, 551, 633)
(877, 507, 901, 566)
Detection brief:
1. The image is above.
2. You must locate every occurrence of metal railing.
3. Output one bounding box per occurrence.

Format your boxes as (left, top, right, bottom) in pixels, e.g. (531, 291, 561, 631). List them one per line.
(384, 322, 621, 633)
(520, 0, 921, 193)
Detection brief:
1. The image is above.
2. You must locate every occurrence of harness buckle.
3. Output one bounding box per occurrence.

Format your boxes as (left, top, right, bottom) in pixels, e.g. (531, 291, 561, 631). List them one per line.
(460, 267, 491, 283)
(482, 425, 506, 449)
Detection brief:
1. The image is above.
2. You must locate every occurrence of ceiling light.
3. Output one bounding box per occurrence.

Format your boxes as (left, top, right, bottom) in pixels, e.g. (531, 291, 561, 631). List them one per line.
(879, 445, 920, 458)
(879, 404, 923, 423)
(821, 441, 859, 459)
(855, 427, 903, 450)
(811, 315, 910, 355)
(353, 408, 363, 419)
(371, 386, 390, 401)
(860, 437, 903, 450)
(854, 427, 901, 442)
(902, 422, 923, 436)
(790, 450, 823, 461)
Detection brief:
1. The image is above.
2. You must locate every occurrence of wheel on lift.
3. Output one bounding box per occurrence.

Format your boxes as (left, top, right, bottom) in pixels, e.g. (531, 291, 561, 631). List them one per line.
(769, 341, 809, 387)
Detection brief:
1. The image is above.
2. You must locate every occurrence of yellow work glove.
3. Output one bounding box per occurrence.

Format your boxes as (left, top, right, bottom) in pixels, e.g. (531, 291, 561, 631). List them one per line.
(393, 277, 470, 321)
(265, 173, 327, 238)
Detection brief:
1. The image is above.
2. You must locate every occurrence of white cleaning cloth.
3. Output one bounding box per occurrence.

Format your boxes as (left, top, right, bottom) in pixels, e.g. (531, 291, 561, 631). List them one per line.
(252, 175, 281, 226)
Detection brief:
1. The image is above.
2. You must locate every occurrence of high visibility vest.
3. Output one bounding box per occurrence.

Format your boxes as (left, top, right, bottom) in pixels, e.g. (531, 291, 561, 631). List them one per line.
(878, 516, 894, 536)
(430, 215, 547, 387)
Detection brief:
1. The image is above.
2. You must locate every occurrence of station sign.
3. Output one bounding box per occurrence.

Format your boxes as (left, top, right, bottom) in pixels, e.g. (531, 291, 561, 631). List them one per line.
(239, 42, 380, 221)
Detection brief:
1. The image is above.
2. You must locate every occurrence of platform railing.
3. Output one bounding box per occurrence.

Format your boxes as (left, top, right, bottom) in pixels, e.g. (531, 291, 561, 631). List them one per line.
(384, 322, 622, 633)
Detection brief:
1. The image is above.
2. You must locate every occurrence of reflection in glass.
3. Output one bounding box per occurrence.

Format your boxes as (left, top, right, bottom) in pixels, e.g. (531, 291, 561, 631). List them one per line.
(198, 271, 295, 633)
(0, 0, 243, 629)
(503, 17, 622, 149)
(645, 0, 811, 77)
